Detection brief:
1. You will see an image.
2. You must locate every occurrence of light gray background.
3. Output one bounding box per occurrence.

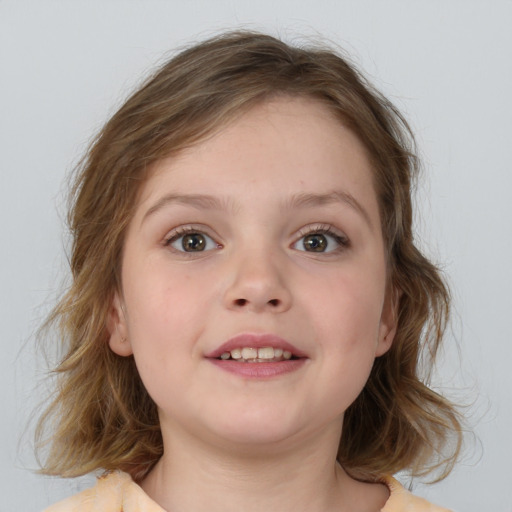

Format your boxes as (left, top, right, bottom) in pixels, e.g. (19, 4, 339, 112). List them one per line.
(2, 1, 511, 510)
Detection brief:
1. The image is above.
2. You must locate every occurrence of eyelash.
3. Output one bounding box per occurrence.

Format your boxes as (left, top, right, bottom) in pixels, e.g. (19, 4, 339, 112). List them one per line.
(294, 224, 350, 253)
(163, 223, 350, 256)
(164, 226, 219, 250)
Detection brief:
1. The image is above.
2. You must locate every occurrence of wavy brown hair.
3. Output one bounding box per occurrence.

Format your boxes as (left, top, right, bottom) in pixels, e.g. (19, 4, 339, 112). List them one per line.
(36, 30, 462, 483)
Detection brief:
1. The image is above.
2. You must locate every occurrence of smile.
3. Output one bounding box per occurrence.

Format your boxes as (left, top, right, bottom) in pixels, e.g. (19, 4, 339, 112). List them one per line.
(218, 347, 294, 362)
(206, 333, 306, 377)
(206, 333, 306, 360)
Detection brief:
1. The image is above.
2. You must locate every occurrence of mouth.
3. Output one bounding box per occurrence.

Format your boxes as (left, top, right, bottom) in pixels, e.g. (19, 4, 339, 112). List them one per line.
(205, 333, 306, 377)
(206, 333, 305, 360)
(217, 346, 298, 363)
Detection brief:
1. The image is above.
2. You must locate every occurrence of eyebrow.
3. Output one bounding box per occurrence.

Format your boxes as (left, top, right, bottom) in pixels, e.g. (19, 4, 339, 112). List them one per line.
(142, 190, 372, 228)
(142, 193, 236, 224)
(285, 190, 373, 228)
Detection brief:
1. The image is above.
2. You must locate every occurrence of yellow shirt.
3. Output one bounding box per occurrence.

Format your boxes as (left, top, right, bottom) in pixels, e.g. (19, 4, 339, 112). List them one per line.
(43, 471, 452, 511)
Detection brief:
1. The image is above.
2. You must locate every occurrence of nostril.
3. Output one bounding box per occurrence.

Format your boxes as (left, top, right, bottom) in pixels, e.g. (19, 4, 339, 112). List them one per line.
(233, 298, 280, 307)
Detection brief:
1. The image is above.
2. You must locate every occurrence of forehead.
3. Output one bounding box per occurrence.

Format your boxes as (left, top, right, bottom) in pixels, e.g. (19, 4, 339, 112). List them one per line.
(135, 96, 380, 226)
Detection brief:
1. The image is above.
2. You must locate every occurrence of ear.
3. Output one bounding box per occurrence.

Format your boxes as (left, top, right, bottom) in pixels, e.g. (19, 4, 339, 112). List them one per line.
(107, 292, 133, 357)
(375, 286, 401, 357)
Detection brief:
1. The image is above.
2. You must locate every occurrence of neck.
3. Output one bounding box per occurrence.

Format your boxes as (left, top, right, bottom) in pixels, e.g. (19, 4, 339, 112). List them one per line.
(140, 419, 387, 512)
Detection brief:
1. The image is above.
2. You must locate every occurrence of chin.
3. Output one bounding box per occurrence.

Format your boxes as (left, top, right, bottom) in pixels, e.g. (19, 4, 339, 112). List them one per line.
(207, 407, 305, 447)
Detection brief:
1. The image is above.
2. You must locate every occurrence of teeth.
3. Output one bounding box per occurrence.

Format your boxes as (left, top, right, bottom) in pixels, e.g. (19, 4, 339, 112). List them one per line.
(218, 346, 296, 362)
(230, 348, 242, 360)
(241, 347, 258, 359)
(258, 347, 274, 359)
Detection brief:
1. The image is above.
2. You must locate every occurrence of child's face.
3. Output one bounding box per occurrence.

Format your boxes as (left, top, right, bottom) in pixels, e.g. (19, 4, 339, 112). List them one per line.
(109, 97, 397, 452)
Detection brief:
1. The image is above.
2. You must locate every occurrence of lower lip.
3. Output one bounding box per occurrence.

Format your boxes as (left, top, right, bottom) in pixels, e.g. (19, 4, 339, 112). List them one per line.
(208, 358, 306, 378)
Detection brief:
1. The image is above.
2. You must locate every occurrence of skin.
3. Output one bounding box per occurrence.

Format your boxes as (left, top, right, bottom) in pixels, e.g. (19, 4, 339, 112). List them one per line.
(109, 96, 398, 512)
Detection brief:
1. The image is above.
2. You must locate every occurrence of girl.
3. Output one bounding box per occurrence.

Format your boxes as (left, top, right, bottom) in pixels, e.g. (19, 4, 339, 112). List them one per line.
(38, 31, 462, 512)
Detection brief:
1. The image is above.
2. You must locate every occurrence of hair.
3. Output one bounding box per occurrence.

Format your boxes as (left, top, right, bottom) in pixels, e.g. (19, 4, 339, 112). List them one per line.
(36, 30, 462, 483)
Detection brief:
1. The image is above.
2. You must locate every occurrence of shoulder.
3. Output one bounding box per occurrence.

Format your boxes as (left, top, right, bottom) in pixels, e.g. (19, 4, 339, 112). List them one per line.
(382, 476, 453, 512)
(42, 471, 165, 512)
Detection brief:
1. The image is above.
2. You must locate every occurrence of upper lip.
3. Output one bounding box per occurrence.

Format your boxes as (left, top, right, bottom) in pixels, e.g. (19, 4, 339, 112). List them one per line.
(205, 333, 307, 359)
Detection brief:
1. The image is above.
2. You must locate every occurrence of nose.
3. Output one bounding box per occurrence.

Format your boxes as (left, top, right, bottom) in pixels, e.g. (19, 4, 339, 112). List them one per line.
(223, 249, 292, 313)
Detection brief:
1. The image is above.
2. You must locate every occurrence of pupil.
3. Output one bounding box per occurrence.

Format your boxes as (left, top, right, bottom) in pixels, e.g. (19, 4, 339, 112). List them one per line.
(182, 233, 205, 251)
(304, 234, 327, 252)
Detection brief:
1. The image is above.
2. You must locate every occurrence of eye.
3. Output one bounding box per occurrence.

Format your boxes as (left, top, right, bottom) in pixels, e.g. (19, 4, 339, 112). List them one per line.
(293, 226, 349, 253)
(166, 229, 219, 253)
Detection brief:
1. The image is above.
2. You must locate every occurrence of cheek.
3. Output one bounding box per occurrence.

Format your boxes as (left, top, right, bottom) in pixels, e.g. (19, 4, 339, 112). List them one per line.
(125, 258, 203, 317)
(318, 275, 384, 393)
(309, 265, 385, 339)
(123, 276, 199, 409)
(291, 270, 384, 420)
(121, 258, 220, 367)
